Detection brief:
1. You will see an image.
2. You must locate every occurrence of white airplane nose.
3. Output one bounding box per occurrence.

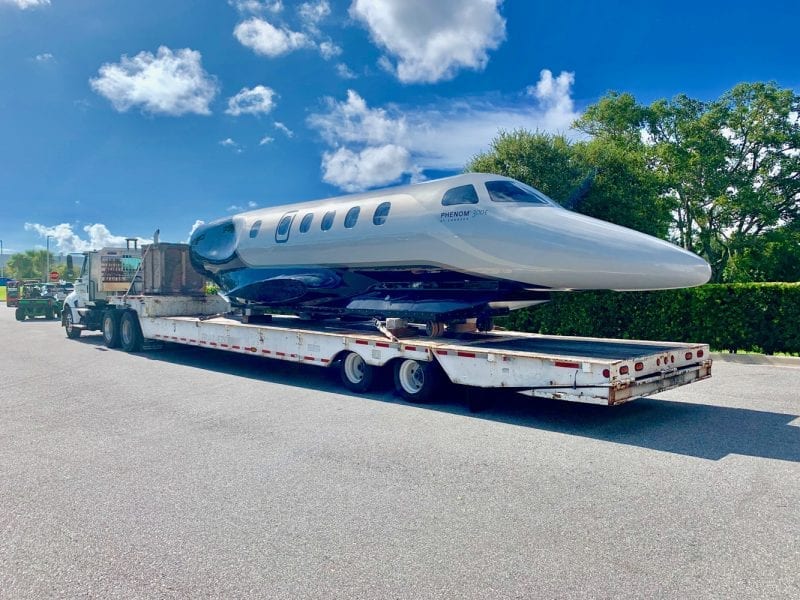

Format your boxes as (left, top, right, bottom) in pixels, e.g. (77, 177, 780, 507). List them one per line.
(510, 209, 712, 290)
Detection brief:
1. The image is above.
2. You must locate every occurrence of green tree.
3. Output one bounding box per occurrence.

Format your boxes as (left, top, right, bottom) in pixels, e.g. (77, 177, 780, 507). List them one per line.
(466, 129, 670, 237)
(6, 249, 55, 280)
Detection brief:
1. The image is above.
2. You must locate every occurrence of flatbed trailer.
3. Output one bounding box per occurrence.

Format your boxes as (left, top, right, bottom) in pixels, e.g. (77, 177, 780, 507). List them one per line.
(66, 293, 711, 406)
(62, 242, 711, 406)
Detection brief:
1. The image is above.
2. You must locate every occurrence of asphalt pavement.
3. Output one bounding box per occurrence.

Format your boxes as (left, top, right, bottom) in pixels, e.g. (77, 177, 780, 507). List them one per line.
(1, 307, 798, 599)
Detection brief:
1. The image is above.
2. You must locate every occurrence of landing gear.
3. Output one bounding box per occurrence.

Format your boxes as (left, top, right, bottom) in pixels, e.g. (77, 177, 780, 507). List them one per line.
(425, 321, 446, 338)
(476, 314, 494, 332)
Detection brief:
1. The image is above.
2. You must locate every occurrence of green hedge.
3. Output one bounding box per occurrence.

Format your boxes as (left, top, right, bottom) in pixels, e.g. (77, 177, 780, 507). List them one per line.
(497, 283, 800, 355)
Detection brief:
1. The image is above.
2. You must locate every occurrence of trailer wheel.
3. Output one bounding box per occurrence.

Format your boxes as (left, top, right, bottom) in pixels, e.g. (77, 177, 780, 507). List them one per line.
(120, 311, 144, 352)
(102, 311, 121, 348)
(15, 307, 25, 321)
(393, 359, 442, 403)
(339, 351, 376, 393)
(64, 306, 81, 339)
(425, 321, 445, 338)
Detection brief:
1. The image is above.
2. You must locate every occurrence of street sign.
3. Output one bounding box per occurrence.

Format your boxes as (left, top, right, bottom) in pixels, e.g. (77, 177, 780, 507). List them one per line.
(49, 271, 59, 281)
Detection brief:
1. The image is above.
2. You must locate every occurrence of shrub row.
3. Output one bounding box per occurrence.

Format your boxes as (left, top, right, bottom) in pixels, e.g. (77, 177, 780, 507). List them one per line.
(497, 283, 800, 355)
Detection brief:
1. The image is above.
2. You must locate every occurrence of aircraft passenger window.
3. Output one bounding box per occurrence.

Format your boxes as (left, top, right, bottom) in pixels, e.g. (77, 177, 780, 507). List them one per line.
(373, 202, 391, 225)
(299, 213, 313, 233)
(321, 210, 336, 231)
(486, 180, 552, 204)
(442, 184, 479, 206)
(344, 206, 360, 228)
(275, 212, 297, 243)
(249, 220, 262, 238)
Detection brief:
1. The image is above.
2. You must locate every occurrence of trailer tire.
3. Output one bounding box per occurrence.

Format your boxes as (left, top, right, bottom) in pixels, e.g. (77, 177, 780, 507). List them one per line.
(119, 311, 143, 352)
(64, 306, 81, 339)
(15, 307, 25, 321)
(340, 351, 376, 393)
(102, 311, 121, 348)
(393, 358, 443, 403)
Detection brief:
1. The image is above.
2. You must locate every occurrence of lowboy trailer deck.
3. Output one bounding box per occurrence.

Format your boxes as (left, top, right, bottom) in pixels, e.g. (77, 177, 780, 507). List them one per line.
(62, 243, 711, 406)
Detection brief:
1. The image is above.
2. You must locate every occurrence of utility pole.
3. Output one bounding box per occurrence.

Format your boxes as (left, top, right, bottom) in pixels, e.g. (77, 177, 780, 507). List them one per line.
(45, 235, 53, 282)
(0, 239, 4, 279)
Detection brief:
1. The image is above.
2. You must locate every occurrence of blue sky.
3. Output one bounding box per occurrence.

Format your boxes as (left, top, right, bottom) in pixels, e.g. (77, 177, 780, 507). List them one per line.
(1, 0, 798, 255)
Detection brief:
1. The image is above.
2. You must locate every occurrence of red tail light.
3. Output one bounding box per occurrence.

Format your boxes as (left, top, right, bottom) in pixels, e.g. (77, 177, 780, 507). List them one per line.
(634, 362, 644, 372)
(685, 352, 693, 360)
(602, 369, 610, 378)
(619, 366, 629, 375)
(697, 349, 704, 358)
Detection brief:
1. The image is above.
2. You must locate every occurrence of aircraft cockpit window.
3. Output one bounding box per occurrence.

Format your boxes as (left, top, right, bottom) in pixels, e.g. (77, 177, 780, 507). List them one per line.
(321, 210, 336, 231)
(486, 180, 553, 205)
(442, 184, 479, 206)
(299, 213, 313, 233)
(249, 220, 262, 238)
(373, 202, 391, 225)
(344, 206, 360, 228)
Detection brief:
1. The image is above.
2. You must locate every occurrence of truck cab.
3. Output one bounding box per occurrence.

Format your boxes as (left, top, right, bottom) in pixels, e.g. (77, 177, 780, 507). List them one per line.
(63, 240, 142, 338)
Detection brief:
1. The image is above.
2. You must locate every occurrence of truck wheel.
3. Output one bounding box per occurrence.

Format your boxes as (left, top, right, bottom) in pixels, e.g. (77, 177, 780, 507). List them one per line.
(393, 359, 443, 403)
(120, 311, 143, 352)
(15, 307, 24, 321)
(64, 306, 81, 339)
(340, 351, 376, 393)
(102, 311, 121, 348)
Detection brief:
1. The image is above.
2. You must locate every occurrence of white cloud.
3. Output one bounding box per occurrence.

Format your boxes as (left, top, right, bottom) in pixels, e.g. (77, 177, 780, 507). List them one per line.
(35, 52, 53, 62)
(307, 69, 582, 189)
(1, 0, 50, 9)
(90, 46, 218, 116)
(220, 138, 243, 153)
(299, 0, 330, 31)
(321, 145, 413, 192)
(318, 40, 342, 60)
(349, 0, 505, 83)
(25, 223, 151, 253)
(336, 63, 357, 79)
(248, 201, 258, 208)
(308, 89, 407, 147)
(229, 0, 283, 13)
(274, 121, 294, 137)
(234, 17, 313, 57)
(259, 135, 275, 145)
(225, 85, 277, 116)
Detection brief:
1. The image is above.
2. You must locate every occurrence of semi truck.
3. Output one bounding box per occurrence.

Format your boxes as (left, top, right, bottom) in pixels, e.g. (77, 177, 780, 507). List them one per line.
(62, 242, 712, 406)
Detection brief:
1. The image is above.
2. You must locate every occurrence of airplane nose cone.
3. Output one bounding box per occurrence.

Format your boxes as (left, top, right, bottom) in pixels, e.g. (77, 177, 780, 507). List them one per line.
(513, 209, 712, 290)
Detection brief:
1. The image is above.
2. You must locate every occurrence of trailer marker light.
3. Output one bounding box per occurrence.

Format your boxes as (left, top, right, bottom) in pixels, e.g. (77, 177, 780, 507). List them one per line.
(554, 360, 580, 369)
(685, 352, 692, 360)
(619, 366, 629, 375)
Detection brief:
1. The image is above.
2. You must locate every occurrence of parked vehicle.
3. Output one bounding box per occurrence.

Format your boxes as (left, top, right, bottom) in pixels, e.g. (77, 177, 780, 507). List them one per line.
(62, 242, 712, 407)
(15, 282, 60, 321)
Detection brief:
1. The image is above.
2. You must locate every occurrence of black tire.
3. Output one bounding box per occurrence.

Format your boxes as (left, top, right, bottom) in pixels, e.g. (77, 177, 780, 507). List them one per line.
(339, 351, 376, 393)
(64, 305, 81, 339)
(15, 307, 24, 321)
(393, 359, 443, 403)
(102, 311, 121, 348)
(119, 311, 143, 352)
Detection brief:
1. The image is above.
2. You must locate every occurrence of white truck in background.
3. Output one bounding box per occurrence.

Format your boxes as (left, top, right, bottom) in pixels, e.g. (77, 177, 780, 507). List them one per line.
(62, 242, 712, 406)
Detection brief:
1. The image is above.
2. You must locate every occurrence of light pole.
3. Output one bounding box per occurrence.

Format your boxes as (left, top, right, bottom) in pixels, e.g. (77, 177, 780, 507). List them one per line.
(45, 235, 53, 283)
(0, 239, 4, 279)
